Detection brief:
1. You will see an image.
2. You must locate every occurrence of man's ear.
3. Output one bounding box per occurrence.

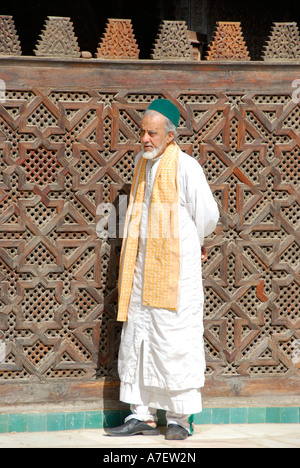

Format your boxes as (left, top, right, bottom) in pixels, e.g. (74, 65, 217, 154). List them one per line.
(166, 131, 175, 145)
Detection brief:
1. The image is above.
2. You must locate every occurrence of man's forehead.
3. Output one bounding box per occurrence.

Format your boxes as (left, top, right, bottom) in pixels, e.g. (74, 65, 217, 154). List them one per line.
(141, 113, 165, 129)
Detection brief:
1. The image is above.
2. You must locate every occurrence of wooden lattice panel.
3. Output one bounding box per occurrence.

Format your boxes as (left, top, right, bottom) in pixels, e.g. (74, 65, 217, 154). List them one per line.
(34, 16, 81, 58)
(151, 20, 193, 60)
(0, 61, 299, 404)
(0, 15, 22, 56)
(262, 22, 300, 61)
(96, 19, 139, 59)
(206, 22, 250, 61)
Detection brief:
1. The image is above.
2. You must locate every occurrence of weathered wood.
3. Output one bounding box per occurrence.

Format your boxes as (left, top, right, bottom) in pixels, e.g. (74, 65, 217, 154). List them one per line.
(206, 22, 250, 61)
(96, 19, 139, 59)
(0, 57, 299, 406)
(262, 22, 300, 61)
(0, 15, 22, 56)
(151, 20, 193, 60)
(34, 16, 81, 58)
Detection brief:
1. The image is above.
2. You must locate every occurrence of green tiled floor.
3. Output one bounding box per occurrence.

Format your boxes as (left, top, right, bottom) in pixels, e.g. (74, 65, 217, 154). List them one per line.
(0, 407, 299, 433)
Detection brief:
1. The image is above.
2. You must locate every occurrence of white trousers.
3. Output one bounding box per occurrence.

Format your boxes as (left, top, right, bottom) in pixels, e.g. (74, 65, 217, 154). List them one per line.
(125, 404, 194, 434)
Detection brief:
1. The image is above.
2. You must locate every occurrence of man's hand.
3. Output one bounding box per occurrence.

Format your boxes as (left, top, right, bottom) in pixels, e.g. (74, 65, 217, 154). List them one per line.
(201, 245, 208, 263)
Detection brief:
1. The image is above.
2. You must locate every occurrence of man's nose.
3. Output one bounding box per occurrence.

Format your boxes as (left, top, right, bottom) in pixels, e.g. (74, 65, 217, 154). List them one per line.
(141, 131, 150, 143)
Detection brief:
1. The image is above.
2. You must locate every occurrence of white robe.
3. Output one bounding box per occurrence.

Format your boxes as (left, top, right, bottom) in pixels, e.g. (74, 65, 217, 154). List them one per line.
(118, 149, 219, 415)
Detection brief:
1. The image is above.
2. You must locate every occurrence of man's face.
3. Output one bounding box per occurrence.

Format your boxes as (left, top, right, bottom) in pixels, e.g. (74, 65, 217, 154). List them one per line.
(140, 112, 174, 159)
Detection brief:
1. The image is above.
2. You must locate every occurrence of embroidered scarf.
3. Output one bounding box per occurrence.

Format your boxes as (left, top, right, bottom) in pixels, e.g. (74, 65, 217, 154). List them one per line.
(117, 141, 180, 322)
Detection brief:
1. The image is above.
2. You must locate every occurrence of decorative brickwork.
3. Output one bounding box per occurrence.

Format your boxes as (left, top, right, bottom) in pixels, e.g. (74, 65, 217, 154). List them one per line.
(0, 15, 22, 56)
(96, 19, 139, 59)
(262, 22, 300, 61)
(34, 16, 81, 58)
(206, 22, 250, 61)
(151, 20, 193, 60)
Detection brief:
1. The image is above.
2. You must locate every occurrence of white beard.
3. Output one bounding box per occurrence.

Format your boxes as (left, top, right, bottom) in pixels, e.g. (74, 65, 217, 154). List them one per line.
(142, 143, 164, 160)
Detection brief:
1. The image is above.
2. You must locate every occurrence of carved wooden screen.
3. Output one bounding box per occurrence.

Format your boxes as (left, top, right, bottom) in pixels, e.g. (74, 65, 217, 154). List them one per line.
(0, 57, 299, 405)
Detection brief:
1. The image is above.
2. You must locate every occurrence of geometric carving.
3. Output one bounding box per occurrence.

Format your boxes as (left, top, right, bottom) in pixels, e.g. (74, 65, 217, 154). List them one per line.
(262, 22, 300, 61)
(206, 22, 250, 61)
(151, 20, 193, 60)
(96, 19, 140, 59)
(34, 16, 81, 57)
(20, 145, 61, 187)
(178, 90, 299, 381)
(0, 15, 22, 56)
(0, 66, 299, 401)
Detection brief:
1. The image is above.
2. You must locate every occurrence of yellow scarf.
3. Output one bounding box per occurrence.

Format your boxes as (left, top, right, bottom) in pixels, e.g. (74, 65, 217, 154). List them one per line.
(117, 142, 180, 322)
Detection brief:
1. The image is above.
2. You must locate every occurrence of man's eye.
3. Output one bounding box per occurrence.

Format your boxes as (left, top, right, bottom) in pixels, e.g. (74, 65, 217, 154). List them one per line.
(139, 129, 157, 137)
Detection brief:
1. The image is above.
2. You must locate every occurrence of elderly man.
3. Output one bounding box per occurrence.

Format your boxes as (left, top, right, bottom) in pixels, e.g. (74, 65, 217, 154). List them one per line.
(106, 99, 219, 440)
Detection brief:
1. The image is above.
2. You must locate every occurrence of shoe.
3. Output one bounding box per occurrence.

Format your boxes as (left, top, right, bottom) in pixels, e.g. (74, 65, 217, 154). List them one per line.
(105, 418, 160, 437)
(165, 424, 190, 440)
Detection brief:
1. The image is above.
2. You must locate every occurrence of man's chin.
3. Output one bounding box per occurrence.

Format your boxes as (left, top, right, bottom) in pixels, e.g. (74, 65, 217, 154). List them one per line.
(142, 151, 157, 160)
(142, 145, 164, 160)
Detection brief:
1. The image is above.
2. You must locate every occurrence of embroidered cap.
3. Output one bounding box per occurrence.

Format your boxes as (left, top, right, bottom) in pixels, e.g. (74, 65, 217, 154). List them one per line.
(147, 99, 180, 127)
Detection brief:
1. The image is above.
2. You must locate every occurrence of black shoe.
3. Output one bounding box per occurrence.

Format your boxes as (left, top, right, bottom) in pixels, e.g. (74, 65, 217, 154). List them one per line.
(105, 418, 160, 437)
(165, 424, 190, 440)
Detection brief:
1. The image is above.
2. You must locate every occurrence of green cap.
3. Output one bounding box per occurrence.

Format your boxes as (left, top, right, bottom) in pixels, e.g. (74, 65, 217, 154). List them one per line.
(147, 99, 180, 127)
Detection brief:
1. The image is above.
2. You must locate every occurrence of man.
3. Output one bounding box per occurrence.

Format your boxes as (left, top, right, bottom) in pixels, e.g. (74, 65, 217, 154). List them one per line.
(106, 99, 219, 440)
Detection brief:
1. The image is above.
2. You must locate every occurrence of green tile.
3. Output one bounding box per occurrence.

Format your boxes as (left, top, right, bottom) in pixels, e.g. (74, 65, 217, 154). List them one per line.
(2, 407, 299, 435)
(84, 411, 102, 429)
(66, 412, 84, 430)
(194, 408, 212, 424)
(281, 407, 299, 423)
(230, 407, 247, 424)
(0, 414, 9, 433)
(212, 408, 229, 424)
(8, 413, 27, 433)
(248, 407, 266, 424)
(27, 413, 47, 432)
(47, 412, 66, 432)
(266, 407, 281, 423)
